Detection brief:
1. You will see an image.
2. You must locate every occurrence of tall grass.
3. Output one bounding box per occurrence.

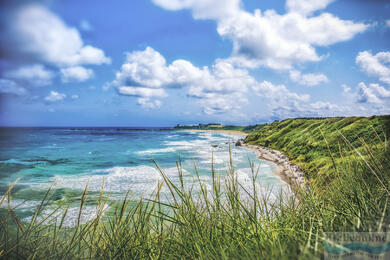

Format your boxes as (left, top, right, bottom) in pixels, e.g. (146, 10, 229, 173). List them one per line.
(0, 130, 389, 259)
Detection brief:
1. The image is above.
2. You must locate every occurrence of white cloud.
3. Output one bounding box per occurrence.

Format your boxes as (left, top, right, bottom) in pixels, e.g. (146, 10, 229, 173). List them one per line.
(60, 66, 94, 82)
(45, 91, 66, 102)
(289, 70, 328, 86)
(137, 98, 162, 109)
(253, 80, 310, 103)
(219, 10, 367, 70)
(153, 0, 368, 70)
(4, 64, 55, 86)
(71, 94, 79, 99)
(113, 47, 252, 113)
(341, 84, 351, 93)
(285, 0, 334, 16)
(116, 47, 172, 88)
(251, 80, 347, 118)
(11, 5, 110, 67)
(356, 82, 390, 104)
(337, 82, 390, 115)
(112, 47, 354, 117)
(151, 0, 240, 20)
(356, 51, 390, 85)
(0, 79, 27, 96)
(117, 86, 167, 98)
(386, 20, 390, 28)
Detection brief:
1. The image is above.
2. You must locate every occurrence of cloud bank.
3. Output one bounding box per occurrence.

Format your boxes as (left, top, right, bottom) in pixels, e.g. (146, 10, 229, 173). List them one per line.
(153, 0, 367, 70)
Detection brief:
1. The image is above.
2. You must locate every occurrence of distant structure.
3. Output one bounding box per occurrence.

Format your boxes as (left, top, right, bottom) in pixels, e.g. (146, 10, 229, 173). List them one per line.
(174, 123, 223, 130)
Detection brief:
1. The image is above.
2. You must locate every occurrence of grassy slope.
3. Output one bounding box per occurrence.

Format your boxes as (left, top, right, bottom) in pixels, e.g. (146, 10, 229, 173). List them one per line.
(245, 116, 390, 185)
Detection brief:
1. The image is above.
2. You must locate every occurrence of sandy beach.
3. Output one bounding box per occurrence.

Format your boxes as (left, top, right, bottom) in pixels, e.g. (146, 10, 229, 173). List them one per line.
(242, 143, 305, 187)
(181, 129, 305, 187)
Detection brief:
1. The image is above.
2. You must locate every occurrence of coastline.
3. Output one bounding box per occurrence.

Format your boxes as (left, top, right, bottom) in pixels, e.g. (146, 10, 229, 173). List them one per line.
(242, 143, 305, 187)
(178, 129, 304, 187)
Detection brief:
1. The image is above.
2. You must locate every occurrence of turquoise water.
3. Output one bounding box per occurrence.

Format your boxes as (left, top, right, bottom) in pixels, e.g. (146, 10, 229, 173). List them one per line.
(0, 127, 287, 226)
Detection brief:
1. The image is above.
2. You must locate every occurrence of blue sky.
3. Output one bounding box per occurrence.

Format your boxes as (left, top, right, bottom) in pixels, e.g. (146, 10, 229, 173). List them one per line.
(0, 0, 389, 126)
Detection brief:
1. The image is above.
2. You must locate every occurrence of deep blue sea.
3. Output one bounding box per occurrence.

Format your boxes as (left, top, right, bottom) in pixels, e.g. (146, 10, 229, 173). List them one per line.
(0, 127, 287, 226)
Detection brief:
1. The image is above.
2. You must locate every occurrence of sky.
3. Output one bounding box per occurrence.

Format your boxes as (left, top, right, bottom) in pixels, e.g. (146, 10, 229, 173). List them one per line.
(0, 0, 389, 127)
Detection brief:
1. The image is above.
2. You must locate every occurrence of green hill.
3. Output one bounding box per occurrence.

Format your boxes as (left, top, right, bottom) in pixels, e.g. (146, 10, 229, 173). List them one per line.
(245, 115, 390, 187)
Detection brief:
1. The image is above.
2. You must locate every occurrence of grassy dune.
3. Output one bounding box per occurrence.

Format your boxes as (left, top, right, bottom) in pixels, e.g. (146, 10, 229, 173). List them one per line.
(0, 116, 389, 259)
(245, 116, 390, 185)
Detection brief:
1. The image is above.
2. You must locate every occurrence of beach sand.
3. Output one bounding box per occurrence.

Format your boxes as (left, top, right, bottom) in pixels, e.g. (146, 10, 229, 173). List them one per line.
(243, 143, 305, 187)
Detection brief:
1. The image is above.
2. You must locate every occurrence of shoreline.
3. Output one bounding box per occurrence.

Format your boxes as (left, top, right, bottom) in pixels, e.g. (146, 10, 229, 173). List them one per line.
(242, 143, 305, 187)
(176, 129, 304, 187)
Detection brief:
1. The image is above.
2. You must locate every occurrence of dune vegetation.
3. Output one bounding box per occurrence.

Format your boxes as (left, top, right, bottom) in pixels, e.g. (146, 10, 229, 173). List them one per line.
(0, 116, 389, 259)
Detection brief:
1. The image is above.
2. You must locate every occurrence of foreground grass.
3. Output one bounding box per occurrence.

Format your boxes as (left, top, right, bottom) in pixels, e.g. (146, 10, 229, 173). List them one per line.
(1, 118, 390, 259)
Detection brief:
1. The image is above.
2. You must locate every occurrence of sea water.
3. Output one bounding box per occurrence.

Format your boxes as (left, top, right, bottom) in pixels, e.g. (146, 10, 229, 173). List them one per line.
(0, 127, 288, 226)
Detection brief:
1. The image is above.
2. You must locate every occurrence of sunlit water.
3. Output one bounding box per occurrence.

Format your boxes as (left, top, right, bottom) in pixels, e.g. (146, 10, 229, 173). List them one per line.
(0, 127, 288, 226)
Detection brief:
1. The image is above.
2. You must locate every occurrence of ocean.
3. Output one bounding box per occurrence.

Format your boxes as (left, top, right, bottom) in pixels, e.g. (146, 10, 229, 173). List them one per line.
(0, 127, 288, 226)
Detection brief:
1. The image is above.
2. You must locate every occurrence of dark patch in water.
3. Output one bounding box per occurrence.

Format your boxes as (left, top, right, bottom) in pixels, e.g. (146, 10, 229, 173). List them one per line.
(95, 162, 115, 168)
(0, 163, 34, 178)
(0, 184, 28, 194)
(30, 173, 46, 178)
(24, 157, 71, 166)
(51, 188, 65, 201)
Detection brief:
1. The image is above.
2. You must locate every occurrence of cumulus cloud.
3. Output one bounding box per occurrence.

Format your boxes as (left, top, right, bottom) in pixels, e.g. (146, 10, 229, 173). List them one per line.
(285, 0, 334, 16)
(0, 79, 27, 96)
(117, 86, 167, 98)
(71, 94, 79, 100)
(4, 64, 55, 86)
(289, 70, 328, 86)
(112, 47, 252, 113)
(251, 80, 347, 118)
(152, 0, 240, 20)
(60, 66, 94, 82)
(137, 98, 162, 109)
(387, 20, 390, 28)
(113, 47, 342, 116)
(356, 51, 390, 85)
(356, 82, 390, 104)
(253, 80, 309, 104)
(45, 91, 66, 102)
(153, 0, 368, 70)
(341, 84, 351, 93)
(10, 4, 110, 67)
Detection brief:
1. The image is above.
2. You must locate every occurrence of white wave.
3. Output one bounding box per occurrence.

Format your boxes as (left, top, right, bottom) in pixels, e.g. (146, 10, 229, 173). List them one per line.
(200, 158, 225, 164)
(0, 198, 41, 210)
(136, 147, 178, 155)
(23, 205, 109, 228)
(161, 167, 190, 177)
(49, 166, 163, 196)
(166, 134, 179, 138)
